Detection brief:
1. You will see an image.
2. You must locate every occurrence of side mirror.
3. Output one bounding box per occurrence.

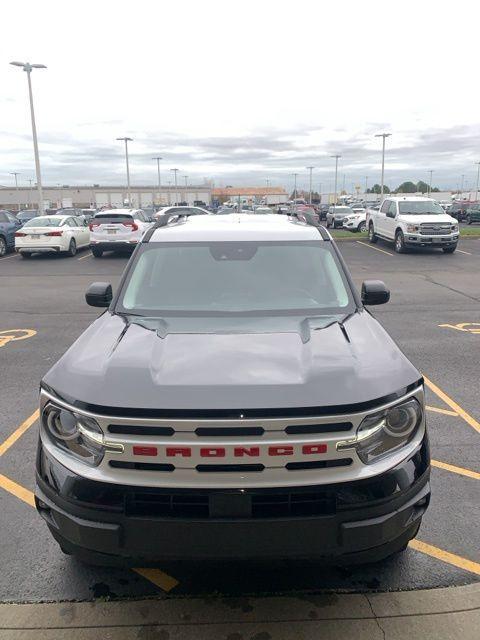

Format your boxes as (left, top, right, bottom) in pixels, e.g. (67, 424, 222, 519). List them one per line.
(361, 280, 390, 306)
(85, 282, 112, 307)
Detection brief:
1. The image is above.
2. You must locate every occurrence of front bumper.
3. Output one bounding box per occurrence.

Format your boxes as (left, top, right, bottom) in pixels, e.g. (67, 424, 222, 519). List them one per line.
(35, 437, 430, 565)
(404, 234, 458, 247)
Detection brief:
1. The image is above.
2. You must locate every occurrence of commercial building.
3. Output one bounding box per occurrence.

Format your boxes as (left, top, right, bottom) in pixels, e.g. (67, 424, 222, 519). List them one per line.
(0, 184, 212, 210)
(212, 187, 288, 206)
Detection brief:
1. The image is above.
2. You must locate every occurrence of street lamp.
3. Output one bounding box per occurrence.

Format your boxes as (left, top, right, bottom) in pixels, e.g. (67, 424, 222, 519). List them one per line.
(374, 132, 391, 198)
(475, 162, 480, 202)
(428, 170, 433, 196)
(292, 173, 299, 212)
(170, 168, 179, 205)
(116, 137, 133, 206)
(152, 156, 162, 206)
(27, 178, 33, 208)
(330, 155, 341, 211)
(460, 174, 465, 198)
(365, 176, 368, 195)
(9, 61, 46, 214)
(9, 172, 20, 211)
(183, 175, 189, 205)
(306, 166, 314, 204)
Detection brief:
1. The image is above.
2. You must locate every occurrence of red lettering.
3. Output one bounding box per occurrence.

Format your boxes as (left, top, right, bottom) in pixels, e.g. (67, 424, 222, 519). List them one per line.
(200, 447, 225, 457)
(166, 447, 191, 457)
(302, 444, 327, 455)
(268, 446, 294, 456)
(133, 446, 157, 456)
(234, 447, 260, 457)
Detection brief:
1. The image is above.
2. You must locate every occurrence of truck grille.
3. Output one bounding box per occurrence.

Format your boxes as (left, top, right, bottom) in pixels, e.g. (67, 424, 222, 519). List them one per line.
(420, 223, 451, 235)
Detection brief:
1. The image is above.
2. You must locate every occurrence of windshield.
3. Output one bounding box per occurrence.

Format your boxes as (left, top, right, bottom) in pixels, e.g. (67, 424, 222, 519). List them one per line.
(23, 217, 61, 227)
(117, 241, 354, 316)
(18, 211, 37, 219)
(399, 201, 444, 215)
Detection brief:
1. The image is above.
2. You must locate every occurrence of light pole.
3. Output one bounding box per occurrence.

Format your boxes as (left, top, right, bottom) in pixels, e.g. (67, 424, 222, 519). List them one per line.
(152, 156, 162, 206)
(365, 176, 368, 196)
(460, 174, 465, 199)
(428, 170, 433, 196)
(170, 168, 179, 205)
(331, 155, 341, 211)
(306, 166, 314, 204)
(27, 178, 33, 208)
(292, 173, 298, 212)
(475, 162, 480, 202)
(183, 175, 189, 205)
(265, 178, 270, 204)
(117, 137, 133, 206)
(9, 172, 20, 211)
(375, 132, 391, 199)
(10, 61, 46, 214)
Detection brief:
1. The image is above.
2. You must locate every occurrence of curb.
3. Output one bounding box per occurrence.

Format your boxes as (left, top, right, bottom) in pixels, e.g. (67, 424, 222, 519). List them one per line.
(1, 583, 479, 639)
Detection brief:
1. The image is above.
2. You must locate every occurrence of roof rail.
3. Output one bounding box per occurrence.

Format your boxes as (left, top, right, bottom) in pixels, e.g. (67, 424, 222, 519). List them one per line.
(289, 211, 330, 240)
(142, 211, 206, 242)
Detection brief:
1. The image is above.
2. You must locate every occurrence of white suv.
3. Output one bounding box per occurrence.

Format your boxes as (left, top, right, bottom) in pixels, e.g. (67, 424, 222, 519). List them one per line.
(89, 209, 152, 257)
(367, 196, 459, 253)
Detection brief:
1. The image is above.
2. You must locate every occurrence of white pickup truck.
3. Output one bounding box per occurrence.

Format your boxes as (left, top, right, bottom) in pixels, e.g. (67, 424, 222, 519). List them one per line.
(366, 196, 459, 253)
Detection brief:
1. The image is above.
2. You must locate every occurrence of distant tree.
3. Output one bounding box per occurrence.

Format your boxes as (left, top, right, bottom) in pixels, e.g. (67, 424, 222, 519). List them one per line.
(416, 180, 429, 194)
(431, 187, 440, 192)
(396, 181, 417, 193)
(368, 183, 390, 194)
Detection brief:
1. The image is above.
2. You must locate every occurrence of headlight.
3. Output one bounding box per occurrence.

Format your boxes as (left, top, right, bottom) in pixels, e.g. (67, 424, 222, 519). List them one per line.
(337, 397, 423, 464)
(406, 224, 419, 233)
(42, 403, 122, 466)
(451, 225, 458, 232)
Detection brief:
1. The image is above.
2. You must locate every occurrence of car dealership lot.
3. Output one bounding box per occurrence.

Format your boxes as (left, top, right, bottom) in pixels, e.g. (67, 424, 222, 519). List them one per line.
(0, 240, 479, 602)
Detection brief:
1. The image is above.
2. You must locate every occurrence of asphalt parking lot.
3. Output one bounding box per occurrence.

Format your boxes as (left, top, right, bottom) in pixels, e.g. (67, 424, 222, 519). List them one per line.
(0, 238, 479, 602)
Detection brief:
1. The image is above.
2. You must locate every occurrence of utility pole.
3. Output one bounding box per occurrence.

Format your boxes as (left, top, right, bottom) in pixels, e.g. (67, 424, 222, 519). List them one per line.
(365, 176, 368, 195)
(183, 175, 189, 205)
(292, 173, 298, 212)
(117, 137, 133, 206)
(9, 172, 20, 211)
(152, 156, 162, 206)
(375, 132, 391, 199)
(475, 162, 480, 202)
(306, 166, 314, 204)
(460, 174, 465, 199)
(265, 178, 270, 205)
(10, 61, 47, 213)
(170, 169, 179, 205)
(428, 170, 433, 196)
(27, 178, 33, 208)
(330, 155, 341, 211)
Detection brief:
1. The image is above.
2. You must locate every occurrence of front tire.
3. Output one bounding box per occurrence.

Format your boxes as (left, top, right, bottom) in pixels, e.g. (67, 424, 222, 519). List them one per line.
(443, 245, 457, 254)
(395, 230, 406, 253)
(67, 239, 77, 257)
(368, 223, 378, 243)
(0, 236, 7, 256)
(358, 221, 367, 233)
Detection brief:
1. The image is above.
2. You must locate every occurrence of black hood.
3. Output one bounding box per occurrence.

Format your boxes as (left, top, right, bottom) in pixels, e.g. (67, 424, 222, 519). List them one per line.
(43, 311, 420, 412)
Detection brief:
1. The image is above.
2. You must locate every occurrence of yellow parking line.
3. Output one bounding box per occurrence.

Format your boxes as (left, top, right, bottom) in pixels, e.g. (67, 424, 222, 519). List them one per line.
(0, 465, 180, 592)
(133, 568, 179, 593)
(431, 459, 480, 480)
(410, 539, 480, 576)
(77, 252, 92, 261)
(356, 241, 394, 256)
(0, 409, 39, 457)
(0, 473, 35, 507)
(426, 405, 458, 417)
(424, 375, 480, 434)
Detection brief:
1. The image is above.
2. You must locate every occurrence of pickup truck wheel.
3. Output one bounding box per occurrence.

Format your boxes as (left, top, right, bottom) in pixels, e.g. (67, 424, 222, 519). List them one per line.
(66, 239, 77, 257)
(443, 246, 457, 254)
(395, 230, 406, 253)
(466, 215, 472, 225)
(368, 223, 378, 243)
(91, 247, 103, 257)
(358, 221, 367, 233)
(0, 236, 6, 256)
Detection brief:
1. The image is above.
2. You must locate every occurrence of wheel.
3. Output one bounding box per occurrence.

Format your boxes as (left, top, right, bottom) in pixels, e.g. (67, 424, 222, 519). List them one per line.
(91, 246, 103, 258)
(326, 219, 330, 228)
(0, 236, 6, 256)
(466, 216, 472, 225)
(443, 246, 457, 254)
(394, 230, 406, 253)
(21, 252, 32, 259)
(358, 221, 367, 233)
(67, 239, 77, 257)
(368, 223, 378, 243)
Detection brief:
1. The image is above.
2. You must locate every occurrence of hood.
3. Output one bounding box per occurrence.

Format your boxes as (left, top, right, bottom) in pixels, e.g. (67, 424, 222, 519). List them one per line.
(399, 214, 456, 225)
(43, 311, 420, 411)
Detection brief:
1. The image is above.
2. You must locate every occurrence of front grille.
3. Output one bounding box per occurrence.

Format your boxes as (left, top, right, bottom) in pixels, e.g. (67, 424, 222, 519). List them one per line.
(125, 488, 337, 519)
(107, 422, 351, 437)
(420, 224, 451, 235)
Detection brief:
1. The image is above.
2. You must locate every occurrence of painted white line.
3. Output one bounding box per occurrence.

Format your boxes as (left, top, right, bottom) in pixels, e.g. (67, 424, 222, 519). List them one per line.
(77, 252, 92, 261)
(0, 254, 19, 261)
(356, 241, 394, 257)
(456, 249, 472, 255)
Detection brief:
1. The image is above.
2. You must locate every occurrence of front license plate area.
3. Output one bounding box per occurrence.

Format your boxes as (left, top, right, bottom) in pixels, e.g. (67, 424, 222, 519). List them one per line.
(209, 493, 252, 518)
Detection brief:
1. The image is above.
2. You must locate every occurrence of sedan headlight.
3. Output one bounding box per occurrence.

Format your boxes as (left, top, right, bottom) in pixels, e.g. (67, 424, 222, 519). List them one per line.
(337, 397, 423, 464)
(406, 224, 419, 233)
(42, 403, 122, 466)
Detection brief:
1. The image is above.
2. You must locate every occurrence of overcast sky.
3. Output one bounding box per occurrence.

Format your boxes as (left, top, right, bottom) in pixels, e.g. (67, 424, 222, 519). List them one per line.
(1, 0, 480, 193)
